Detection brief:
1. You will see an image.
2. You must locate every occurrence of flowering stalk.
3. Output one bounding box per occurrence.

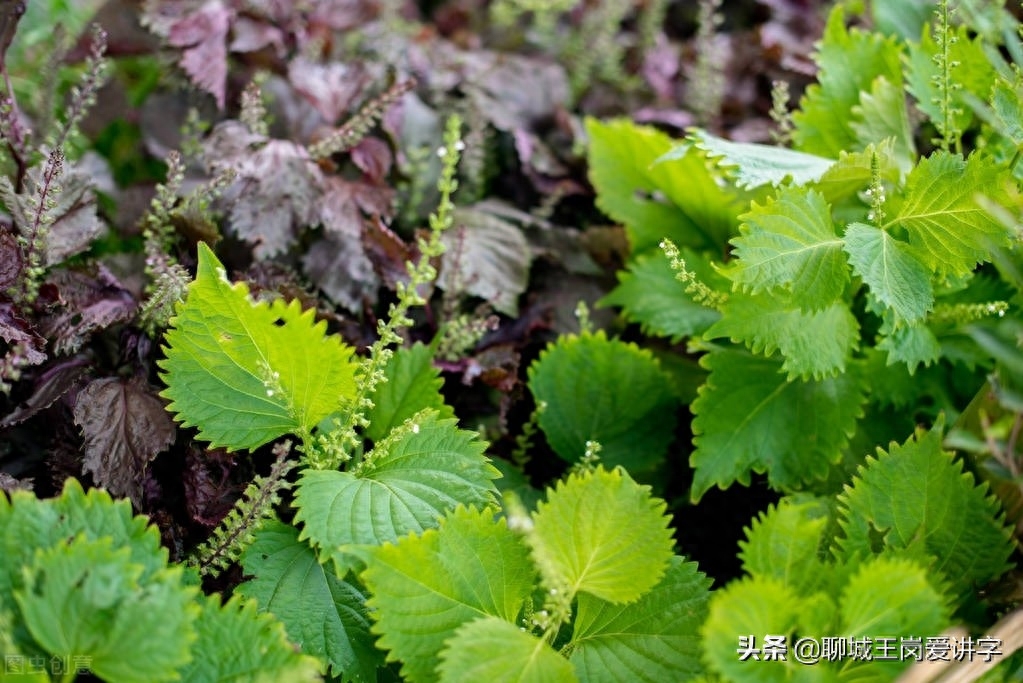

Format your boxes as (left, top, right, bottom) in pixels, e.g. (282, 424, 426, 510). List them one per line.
(660, 238, 727, 310)
(16, 147, 63, 303)
(308, 78, 417, 160)
(50, 24, 108, 152)
(304, 114, 464, 470)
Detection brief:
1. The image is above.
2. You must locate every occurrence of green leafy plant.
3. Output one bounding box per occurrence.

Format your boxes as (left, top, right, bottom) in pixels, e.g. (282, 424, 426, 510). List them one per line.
(358, 466, 710, 683)
(159, 242, 360, 452)
(577, 3, 1023, 676)
(702, 419, 1014, 681)
(0, 479, 319, 682)
(9, 0, 1023, 680)
(588, 2, 1022, 502)
(148, 103, 717, 677)
(152, 224, 710, 681)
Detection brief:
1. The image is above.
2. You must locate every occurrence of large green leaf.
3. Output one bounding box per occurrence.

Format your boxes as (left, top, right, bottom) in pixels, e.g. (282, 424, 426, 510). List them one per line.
(843, 222, 933, 324)
(294, 412, 498, 569)
(364, 343, 454, 443)
(584, 118, 738, 253)
(177, 593, 322, 682)
(16, 537, 197, 683)
(0, 482, 271, 682)
(437, 617, 576, 683)
(528, 331, 678, 472)
(727, 187, 848, 311)
(528, 467, 674, 604)
(837, 419, 1015, 596)
(361, 506, 537, 683)
(704, 294, 859, 380)
(569, 557, 711, 683)
(690, 349, 865, 500)
(159, 242, 359, 451)
(792, 6, 904, 157)
(599, 250, 722, 342)
(886, 151, 1013, 278)
(237, 521, 380, 681)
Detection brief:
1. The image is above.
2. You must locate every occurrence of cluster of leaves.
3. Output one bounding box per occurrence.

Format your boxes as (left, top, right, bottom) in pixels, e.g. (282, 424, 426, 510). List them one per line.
(703, 419, 1014, 681)
(0, 478, 319, 682)
(152, 243, 709, 680)
(577, 1, 1023, 676)
(592, 3, 1023, 503)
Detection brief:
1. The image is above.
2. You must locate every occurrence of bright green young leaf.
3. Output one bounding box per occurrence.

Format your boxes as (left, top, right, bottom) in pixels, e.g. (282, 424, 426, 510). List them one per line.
(843, 222, 933, 323)
(16, 537, 197, 683)
(678, 129, 836, 189)
(837, 419, 1015, 596)
(584, 118, 739, 254)
(701, 577, 802, 683)
(362, 506, 536, 683)
(599, 250, 722, 342)
(704, 294, 859, 380)
(159, 242, 359, 451)
(792, 6, 904, 157)
(727, 187, 848, 310)
(876, 320, 942, 374)
(237, 521, 380, 680)
(295, 411, 498, 569)
(839, 556, 950, 642)
(690, 349, 865, 500)
(585, 117, 686, 253)
(837, 556, 951, 682)
(812, 140, 901, 205)
(437, 617, 576, 683)
(364, 343, 454, 443)
(886, 151, 1012, 278)
(569, 557, 711, 683)
(177, 593, 322, 683)
(850, 76, 916, 171)
(738, 497, 831, 595)
(528, 331, 678, 472)
(528, 467, 674, 604)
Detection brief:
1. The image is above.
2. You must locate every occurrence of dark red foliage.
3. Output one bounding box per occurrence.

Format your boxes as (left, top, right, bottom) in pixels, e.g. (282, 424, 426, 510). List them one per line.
(182, 444, 242, 527)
